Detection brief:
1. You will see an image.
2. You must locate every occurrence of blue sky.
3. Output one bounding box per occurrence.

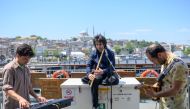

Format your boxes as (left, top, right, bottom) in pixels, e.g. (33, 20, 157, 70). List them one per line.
(0, 0, 190, 44)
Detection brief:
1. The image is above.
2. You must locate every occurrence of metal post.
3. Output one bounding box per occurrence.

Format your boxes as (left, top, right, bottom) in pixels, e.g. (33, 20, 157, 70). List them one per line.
(188, 76, 190, 109)
(0, 78, 3, 109)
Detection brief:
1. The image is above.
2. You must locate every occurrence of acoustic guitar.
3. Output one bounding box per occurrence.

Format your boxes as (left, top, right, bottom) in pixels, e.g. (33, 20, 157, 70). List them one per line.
(135, 82, 161, 101)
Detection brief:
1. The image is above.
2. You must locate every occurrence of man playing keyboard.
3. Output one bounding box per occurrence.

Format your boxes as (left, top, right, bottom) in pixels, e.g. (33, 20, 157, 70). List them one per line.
(2, 44, 47, 109)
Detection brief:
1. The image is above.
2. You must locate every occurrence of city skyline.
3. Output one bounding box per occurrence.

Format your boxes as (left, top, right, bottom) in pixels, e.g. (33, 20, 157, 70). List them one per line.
(0, 0, 190, 44)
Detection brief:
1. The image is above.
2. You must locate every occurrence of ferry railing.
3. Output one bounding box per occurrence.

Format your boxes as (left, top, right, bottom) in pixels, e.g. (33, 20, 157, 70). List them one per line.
(27, 61, 189, 77)
(0, 78, 3, 109)
(188, 76, 190, 109)
(30, 67, 162, 78)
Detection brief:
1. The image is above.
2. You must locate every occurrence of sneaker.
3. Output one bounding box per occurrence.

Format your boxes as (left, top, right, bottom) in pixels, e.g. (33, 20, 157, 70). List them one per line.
(93, 104, 100, 109)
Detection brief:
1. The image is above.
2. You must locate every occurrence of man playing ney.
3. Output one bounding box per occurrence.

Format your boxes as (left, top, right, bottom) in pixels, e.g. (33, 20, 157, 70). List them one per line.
(86, 34, 115, 109)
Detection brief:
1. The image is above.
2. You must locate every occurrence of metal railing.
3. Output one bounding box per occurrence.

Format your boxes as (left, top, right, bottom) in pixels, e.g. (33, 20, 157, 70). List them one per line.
(188, 76, 190, 109)
(0, 78, 3, 109)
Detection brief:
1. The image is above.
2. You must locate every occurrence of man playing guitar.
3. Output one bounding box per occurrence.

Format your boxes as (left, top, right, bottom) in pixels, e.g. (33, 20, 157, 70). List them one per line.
(136, 82, 161, 101)
(139, 44, 188, 109)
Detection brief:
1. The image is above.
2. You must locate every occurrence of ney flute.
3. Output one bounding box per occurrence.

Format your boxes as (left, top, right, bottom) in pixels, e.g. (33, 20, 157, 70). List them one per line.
(90, 49, 105, 87)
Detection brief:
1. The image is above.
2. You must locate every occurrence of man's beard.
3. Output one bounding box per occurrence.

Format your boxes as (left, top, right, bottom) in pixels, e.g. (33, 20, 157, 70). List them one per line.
(158, 58, 167, 65)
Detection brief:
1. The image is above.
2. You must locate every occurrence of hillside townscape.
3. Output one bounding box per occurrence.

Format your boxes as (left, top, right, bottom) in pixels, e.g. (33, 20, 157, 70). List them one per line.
(1, 32, 190, 66)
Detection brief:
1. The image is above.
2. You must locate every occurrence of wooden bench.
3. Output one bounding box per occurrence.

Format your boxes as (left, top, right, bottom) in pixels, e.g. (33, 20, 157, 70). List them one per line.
(70, 72, 86, 78)
(70, 70, 136, 78)
(31, 72, 47, 88)
(117, 70, 135, 77)
(38, 78, 68, 99)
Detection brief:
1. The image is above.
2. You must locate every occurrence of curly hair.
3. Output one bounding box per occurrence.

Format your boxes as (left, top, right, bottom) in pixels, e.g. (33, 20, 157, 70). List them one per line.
(93, 34, 107, 48)
(16, 43, 35, 57)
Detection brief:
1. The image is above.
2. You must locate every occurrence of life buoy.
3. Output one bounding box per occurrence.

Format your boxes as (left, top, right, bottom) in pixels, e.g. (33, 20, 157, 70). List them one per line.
(52, 70, 70, 78)
(140, 69, 159, 77)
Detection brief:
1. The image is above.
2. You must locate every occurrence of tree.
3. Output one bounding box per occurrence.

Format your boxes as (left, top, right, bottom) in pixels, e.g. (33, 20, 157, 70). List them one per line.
(36, 36, 43, 40)
(171, 45, 176, 52)
(183, 47, 190, 56)
(15, 36, 22, 40)
(113, 45, 121, 55)
(125, 42, 135, 54)
(82, 48, 90, 56)
(71, 37, 78, 41)
(43, 50, 49, 57)
(30, 35, 44, 40)
(138, 40, 152, 48)
(53, 50, 60, 58)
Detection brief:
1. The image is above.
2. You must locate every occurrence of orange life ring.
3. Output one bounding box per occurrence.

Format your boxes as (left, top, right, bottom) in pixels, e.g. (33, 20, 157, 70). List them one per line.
(140, 69, 159, 77)
(52, 70, 70, 78)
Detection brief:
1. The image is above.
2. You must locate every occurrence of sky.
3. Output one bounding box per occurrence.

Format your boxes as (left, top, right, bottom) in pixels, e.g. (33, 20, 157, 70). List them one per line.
(0, 0, 190, 44)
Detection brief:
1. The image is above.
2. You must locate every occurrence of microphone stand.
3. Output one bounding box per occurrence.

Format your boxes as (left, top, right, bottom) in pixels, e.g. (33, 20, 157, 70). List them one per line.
(105, 53, 121, 79)
(105, 52, 121, 109)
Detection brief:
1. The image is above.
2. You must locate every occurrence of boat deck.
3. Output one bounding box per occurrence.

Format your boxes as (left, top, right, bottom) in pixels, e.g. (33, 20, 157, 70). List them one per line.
(140, 99, 159, 109)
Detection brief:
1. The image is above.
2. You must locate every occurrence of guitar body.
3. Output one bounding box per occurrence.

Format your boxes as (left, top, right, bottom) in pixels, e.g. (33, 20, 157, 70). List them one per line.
(151, 82, 162, 101)
(135, 82, 161, 101)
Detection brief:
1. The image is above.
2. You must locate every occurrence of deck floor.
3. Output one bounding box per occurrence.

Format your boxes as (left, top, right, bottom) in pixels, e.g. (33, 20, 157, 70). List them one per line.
(140, 99, 159, 109)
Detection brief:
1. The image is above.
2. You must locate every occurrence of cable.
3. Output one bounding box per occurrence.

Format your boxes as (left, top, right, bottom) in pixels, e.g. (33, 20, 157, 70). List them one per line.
(52, 104, 60, 109)
(106, 86, 109, 109)
(155, 101, 158, 109)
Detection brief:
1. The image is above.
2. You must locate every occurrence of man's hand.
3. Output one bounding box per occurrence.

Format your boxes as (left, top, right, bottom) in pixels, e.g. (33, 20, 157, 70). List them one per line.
(88, 68, 103, 81)
(6, 90, 30, 108)
(94, 68, 103, 76)
(36, 96, 47, 103)
(144, 88, 157, 97)
(88, 74, 96, 81)
(18, 98, 30, 109)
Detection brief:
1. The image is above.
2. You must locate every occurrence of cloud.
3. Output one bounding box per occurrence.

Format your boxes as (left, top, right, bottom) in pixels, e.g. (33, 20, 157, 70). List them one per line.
(177, 28, 190, 32)
(117, 32, 137, 35)
(116, 28, 152, 37)
(135, 29, 152, 32)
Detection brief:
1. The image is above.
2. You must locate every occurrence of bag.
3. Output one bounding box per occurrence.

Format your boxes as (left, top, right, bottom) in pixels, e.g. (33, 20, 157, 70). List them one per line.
(81, 72, 120, 86)
(81, 75, 90, 84)
(101, 72, 119, 86)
